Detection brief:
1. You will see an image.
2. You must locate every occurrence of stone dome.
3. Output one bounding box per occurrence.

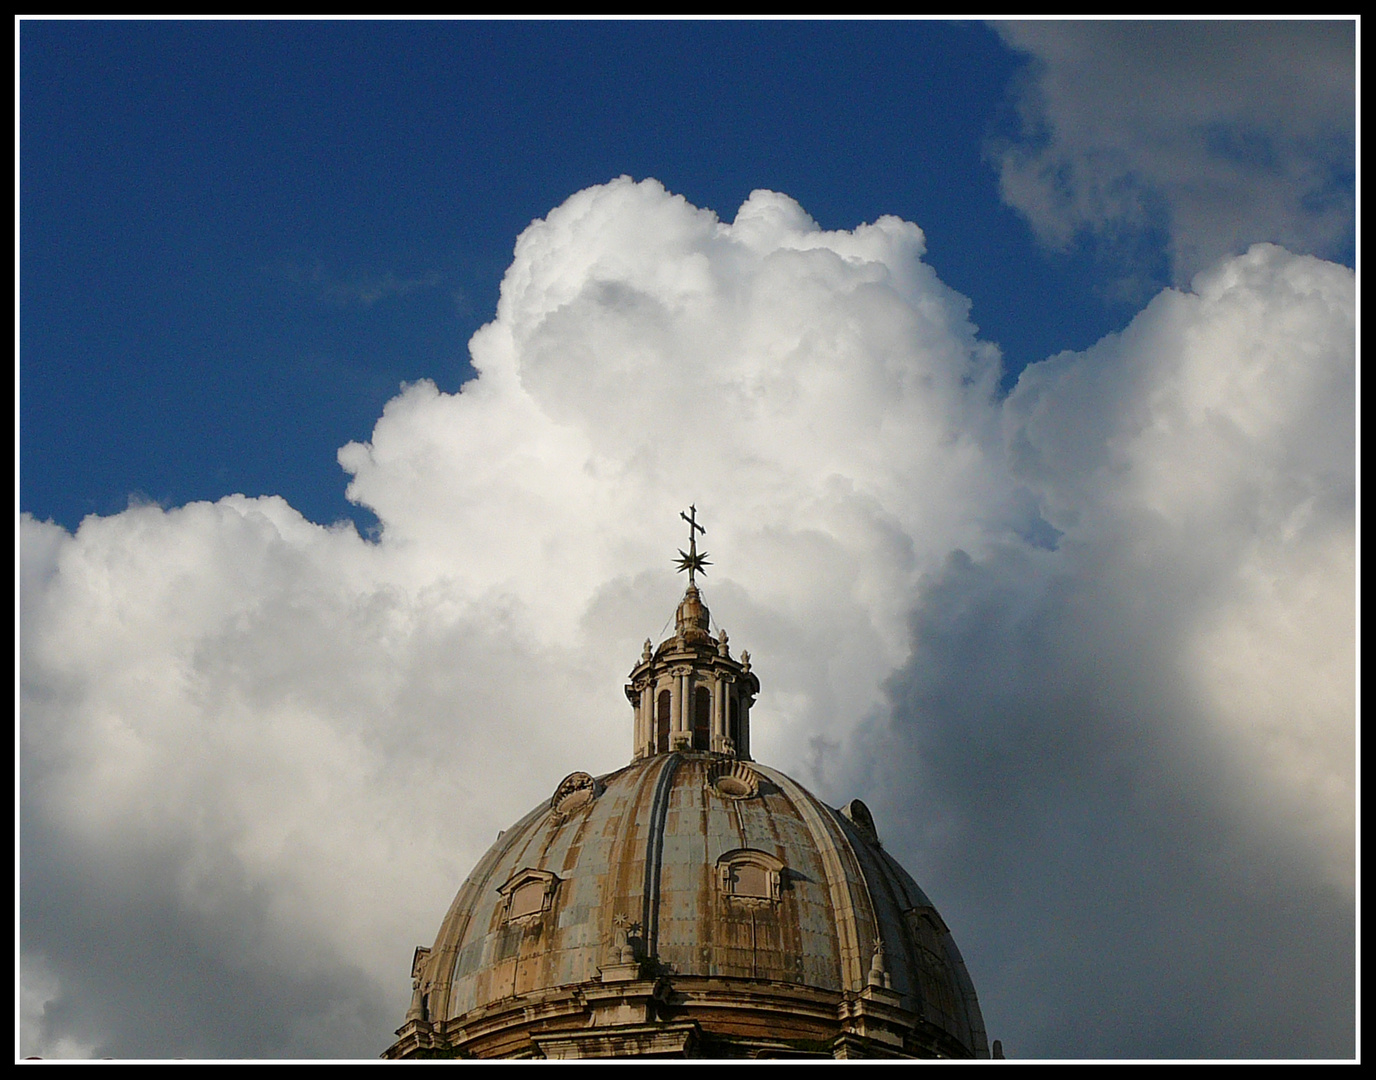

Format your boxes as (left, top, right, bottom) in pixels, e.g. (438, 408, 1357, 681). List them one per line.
(389, 753, 987, 1059)
(387, 519, 989, 1059)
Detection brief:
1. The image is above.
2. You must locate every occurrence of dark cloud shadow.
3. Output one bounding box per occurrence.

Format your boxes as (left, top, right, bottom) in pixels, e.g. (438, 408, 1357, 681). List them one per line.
(863, 545, 1354, 1058)
(21, 798, 397, 1059)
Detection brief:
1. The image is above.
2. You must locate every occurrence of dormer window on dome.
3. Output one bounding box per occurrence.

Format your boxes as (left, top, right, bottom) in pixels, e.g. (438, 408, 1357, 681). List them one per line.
(498, 868, 560, 923)
(624, 508, 760, 762)
(716, 848, 785, 902)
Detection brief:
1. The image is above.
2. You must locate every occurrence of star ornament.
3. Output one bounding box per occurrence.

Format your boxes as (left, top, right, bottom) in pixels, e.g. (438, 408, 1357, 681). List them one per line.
(675, 549, 712, 578)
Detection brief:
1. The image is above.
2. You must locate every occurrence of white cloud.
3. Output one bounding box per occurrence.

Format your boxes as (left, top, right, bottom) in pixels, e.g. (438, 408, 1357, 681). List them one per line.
(870, 242, 1353, 1055)
(991, 21, 1355, 283)
(20, 180, 1354, 1058)
(1017, 243, 1353, 868)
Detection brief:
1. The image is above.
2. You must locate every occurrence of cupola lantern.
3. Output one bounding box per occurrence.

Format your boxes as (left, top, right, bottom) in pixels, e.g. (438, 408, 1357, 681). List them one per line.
(625, 507, 759, 760)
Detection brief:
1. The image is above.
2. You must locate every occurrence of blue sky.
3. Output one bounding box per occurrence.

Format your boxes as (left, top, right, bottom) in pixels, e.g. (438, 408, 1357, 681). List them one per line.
(23, 20, 1156, 533)
(20, 19, 1355, 1061)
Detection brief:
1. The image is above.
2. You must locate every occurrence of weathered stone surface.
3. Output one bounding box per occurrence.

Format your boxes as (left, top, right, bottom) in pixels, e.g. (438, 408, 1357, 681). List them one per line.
(385, 582, 988, 1059)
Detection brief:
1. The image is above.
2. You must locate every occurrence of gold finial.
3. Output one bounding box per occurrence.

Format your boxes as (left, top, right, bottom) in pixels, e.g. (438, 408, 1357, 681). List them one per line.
(675, 504, 712, 586)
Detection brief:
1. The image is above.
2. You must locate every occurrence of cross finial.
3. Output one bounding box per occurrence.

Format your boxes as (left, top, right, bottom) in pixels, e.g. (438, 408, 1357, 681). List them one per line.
(681, 504, 705, 541)
(675, 505, 712, 586)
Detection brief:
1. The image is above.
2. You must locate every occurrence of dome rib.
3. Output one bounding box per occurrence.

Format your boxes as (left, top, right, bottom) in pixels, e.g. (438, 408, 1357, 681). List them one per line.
(426, 797, 553, 1024)
(396, 754, 989, 1059)
(753, 764, 880, 994)
(640, 753, 681, 959)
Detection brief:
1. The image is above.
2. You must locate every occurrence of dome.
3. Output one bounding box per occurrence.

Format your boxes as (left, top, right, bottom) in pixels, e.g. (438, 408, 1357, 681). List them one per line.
(386, 513, 990, 1059)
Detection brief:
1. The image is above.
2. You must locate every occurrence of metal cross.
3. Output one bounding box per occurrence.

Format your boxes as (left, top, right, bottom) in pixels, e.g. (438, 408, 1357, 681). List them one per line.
(674, 504, 711, 585)
(681, 505, 705, 543)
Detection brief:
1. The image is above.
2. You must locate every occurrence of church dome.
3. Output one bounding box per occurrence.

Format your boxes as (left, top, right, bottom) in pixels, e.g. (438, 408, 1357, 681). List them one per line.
(386, 513, 989, 1059)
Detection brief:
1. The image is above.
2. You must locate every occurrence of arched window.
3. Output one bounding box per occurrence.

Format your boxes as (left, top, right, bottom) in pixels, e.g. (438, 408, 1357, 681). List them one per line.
(693, 686, 711, 750)
(728, 694, 740, 748)
(656, 689, 671, 754)
(716, 849, 784, 901)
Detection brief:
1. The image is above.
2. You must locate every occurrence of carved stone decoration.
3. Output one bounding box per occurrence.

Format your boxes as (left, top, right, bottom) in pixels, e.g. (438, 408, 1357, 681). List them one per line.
(410, 945, 431, 982)
(841, 798, 879, 844)
(406, 945, 432, 1022)
(598, 913, 645, 984)
(868, 940, 893, 990)
(611, 912, 641, 964)
(551, 771, 601, 819)
(406, 978, 428, 1023)
(708, 758, 759, 799)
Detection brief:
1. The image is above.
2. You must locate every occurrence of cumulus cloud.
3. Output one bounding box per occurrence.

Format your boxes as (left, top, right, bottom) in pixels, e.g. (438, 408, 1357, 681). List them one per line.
(866, 244, 1354, 1056)
(991, 21, 1355, 284)
(20, 179, 1353, 1058)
